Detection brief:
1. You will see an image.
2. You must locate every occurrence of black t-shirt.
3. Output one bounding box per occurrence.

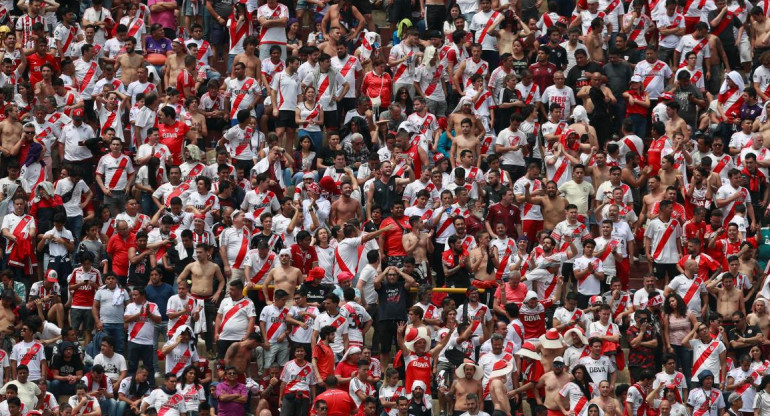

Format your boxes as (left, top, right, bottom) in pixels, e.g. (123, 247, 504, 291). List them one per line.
(50, 355, 84, 377)
(376, 280, 409, 321)
(566, 62, 604, 95)
(708, 9, 742, 46)
(300, 282, 333, 305)
(407, 399, 433, 416)
(728, 324, 761, 358)
(546, 44, 568, 70)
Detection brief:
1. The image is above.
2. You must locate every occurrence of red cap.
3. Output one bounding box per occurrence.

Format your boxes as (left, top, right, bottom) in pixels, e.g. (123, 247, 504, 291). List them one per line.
(72, 108, 84, 118)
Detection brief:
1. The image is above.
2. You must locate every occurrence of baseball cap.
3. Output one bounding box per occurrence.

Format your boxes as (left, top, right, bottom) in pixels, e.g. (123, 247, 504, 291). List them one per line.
(45, 269, 58, 283)
(72, 108, 84, 118)
(630, 75, 642, 83)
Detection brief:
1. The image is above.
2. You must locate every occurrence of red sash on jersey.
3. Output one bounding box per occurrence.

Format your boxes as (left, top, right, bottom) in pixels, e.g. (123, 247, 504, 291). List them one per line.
(683, 0, 707, 15)
(302, 104, 320, 128)
(250, 253, 275, 284)
(612, 294, 629, 320)
(711, 11, 735, 36)
(129, 303, 155, 340)
(522, 180, 541, 217)
(651, 219, 679, 260)
(265, 307, 288, 340)
(102, 110, 118, 131)
(232, 234, 249, 269)
(649, 0, 664, 12)
(573, 396, 589, 416)
(480, 135, 494, 155)
(719, 87, 744, 122)
(219, 298, 250, 332)
(284, 364, 312, 394)
(692, 341, 721, 376)
(474, 91, 491, 110)
(229, 18, 251, 51)
(259, 6, 282, 42)
(660, 15, 682, 42)
(629, 18, 646, 41)
(392, 50, 413, 84)
(693, 390, 720, 416)
(734, 365, 765, 395)
(234, 127, 253, 156)
(196, 41, 210, 61)
(423, 66, 443, 97)
(167, 299, 193, 337)
(127, 18, 144, 38)
(330, 314, 346, 330)
(551, 157, 569, 183)
(686, 38, 708, 66)
(170, 347, 192, 375)
(713, 155, 731, 175)
(643, 61, 666, 89)
(165, 183, 190, 206)
(339, 56, 356, 77)
(469, 306, 486, 333)
(523, 83, 537, 104)
(477, 12, 501, 44)
(79, 62, 98, 93)
(682, 276, 704, 305)
(157, 393, 184, 416)
(494, 240, 516, 280)
(61, 25, 78, 56)
(19, 342, 41, 366)
(335, 243, 364, 275)
(229, 78, 255, 119)
(343, 303, 362, 331)
(598, 240, 619, 261)
(466, 61, 488, 87)
(436, 208, 461, 236)
(108, 157, 129, 189)
(185, 163, 206, 184)
(543, 13, 554, 27)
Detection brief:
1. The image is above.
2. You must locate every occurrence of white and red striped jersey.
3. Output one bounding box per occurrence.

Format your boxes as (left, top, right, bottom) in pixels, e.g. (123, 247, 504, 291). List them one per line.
(163, 340, 199, 377)
(341, 301, 370, 347)
(256, 3, 289, 46)
(259, 304, 289, 344)
(141, 388, 186, 416)
(415, 64, 446, 102)
(219, 226, 251, 270)
(244, 250, 275, 284)
(216, 296, 256, 341)
(675, 34, 711, 69)
(331, 54, 361, 99)
(53, 22, 83, 58)
(645, 217, 683, 264)
(67, 395, 99, 416)
(389, 42, 420, 85)
(223, 124, 257, 161)
(288, 304, 317, 344)
(470, 10, 503, 50)
(456, 302, 492, 339)
(73, 58, 101, 100)
(11, 340, 45, 381)
(461, 57, 488, 89)
(270, 71, 300, 112)
(280, 359, 316, 395)
(227, 16, 253, 55)
(124, 301, 161, 345)
(622, 13, 653, 47)
(514, 175, 544, 220)
(261, 58, 285, 86)
(166, 295, 196, 338)
(98, 105, 124, 142)
(15, 14, 44, 49)
(96, 153, 135, 191)
(226, 76, 261, 119)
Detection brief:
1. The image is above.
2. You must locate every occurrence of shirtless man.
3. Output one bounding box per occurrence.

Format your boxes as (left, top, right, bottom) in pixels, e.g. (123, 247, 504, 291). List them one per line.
(588, 153, 611, 194)
(665, 102, 689, 141)
(489, 376, 510, 415)
(658, 155, 683, 189)
(0, 290, 19, 338)
(163, 39, 187, 90)
(707, 34, 729, 94)
(402, 216, 433, 269)
(585, 19, 605, 63)
(451, 118, 481, 168)
(591, 380, 623, 416)
(223, 333, 260, 377)
(469, 231, 492, 284)
(706, 273, 746, 317)
(577, 74, 616, 116)
(261, 248, 303, 303)
(34, 64, 55, 97)
(637, 175, 665, 230)
(448, 362, 483, 414)
(318, 26, 343, 57)
(568, 110, 599, 149)
(177, 243, 226, 303)
(738, 248, 758, 289)
(524, 180, 568, 230)
(115, 37, 144, 85)
(448, 97, 486, 142)
(330, 180, 363, 225)
(0, 104, 22, 174)
(232, 37, 261, 79)
(321, 0, 365, 43)
(536, 358, 573, 414)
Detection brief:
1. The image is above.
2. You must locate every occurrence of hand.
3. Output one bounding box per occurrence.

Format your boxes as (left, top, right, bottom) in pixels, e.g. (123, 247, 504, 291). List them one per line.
(224, 266, 231, 278)
(210, 292, 221, 303)
(397, 321, 407, 334)
(95, 321, 104, 331)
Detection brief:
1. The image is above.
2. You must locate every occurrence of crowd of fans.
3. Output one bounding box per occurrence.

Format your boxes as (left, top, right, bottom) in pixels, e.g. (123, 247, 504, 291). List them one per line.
(4, 0, 770, 416)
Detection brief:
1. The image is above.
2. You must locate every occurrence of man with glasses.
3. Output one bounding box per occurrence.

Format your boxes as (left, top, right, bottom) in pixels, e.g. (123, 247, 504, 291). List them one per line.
(215, 367, 248, 416)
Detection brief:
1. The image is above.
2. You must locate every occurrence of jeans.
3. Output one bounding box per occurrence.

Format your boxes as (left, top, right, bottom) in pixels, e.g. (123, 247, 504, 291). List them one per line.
(672, 343, 693, 388)
(103, 323, 126, 355)
(152, 322, 168, 372)
(127, 342, 155, 385)
(98, 398, 117, 416)
(104, 190, 127, 217)
(114, 400, 127, 416)
(50, 379, 77, 397)
(279, 395, 310, 416)
(298, 130, 323, 152)
(66, 215, 83, 248)
(629, 114, 648, 139)
(140, 193, 158, 221)
(263, 340, 289, 368)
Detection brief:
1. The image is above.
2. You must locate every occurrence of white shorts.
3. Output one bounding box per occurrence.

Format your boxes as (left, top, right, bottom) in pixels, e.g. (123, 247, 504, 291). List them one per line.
(740, 35, 751, 63)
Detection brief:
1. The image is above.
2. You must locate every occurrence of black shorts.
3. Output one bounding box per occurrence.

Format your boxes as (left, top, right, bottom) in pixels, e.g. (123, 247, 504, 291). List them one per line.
(276, 110, 297, 128)
(216, 339, 238, 359)
(379, 320, 401, 353)
(652, 262, 678, 281)
(388, 0, 412, 23)
(324, 110, 340, 129)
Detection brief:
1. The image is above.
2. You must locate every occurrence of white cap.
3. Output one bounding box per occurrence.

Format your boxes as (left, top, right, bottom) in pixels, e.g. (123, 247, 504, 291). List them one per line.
(524, 291, 538, 301)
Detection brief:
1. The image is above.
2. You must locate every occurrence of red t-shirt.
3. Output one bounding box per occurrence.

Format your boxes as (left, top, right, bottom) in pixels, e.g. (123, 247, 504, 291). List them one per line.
(312, 342, 334, 382)
(334, 360, 358, 393)
(177, 69, 195, 99)
(313, 389, 357, 416)
(106, 233, 136, 276)
(27, 53, 59, 87)
(158, 121, 190, 165)
(380, 216, 410, 257)
(290, 244, 318, 275)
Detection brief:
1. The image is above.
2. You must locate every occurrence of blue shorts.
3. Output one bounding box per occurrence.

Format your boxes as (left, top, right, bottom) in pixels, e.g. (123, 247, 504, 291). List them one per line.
(211, 21, 228, 48)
